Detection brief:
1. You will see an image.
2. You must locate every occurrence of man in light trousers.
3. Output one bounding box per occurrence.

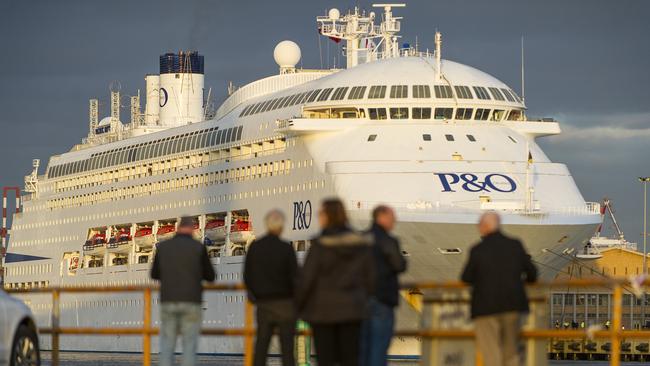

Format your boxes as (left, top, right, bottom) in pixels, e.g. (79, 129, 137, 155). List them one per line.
(461, 212, 537, 366)
(151, 216, 216, 366)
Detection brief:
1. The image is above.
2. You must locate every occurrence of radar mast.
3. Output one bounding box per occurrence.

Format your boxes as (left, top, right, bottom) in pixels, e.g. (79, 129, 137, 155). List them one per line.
(317, 3, 406, 69)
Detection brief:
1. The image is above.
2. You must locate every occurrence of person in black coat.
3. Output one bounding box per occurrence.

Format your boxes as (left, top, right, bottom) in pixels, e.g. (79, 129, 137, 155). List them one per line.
(151, 216, 216, 366)
(244, 210, 298, 366)
(296, 199, 375, 366)
(360, 205, 407, 366)
(461, 211, 537, 366)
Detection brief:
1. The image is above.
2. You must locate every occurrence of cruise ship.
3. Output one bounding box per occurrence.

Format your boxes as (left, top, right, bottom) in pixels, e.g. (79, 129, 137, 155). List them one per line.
(2, 4, 601, 356)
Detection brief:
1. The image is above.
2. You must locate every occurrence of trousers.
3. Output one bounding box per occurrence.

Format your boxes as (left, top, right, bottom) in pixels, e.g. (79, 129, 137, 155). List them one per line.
(253, 299, 296, 366)
(312, 322, 361, 366)
(360, 298, 394, 366)
(159, 302, 202, 366)
(474, 311, 522, 366)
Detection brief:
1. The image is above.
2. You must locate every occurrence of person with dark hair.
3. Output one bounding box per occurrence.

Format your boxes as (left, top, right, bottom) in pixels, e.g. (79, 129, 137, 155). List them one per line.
(151, 216, 216, 366)
(296, 199, 375, 366)
(461, 211, 537, 366)
(360, 205, 407, 366)
(244, 209, 298, 366)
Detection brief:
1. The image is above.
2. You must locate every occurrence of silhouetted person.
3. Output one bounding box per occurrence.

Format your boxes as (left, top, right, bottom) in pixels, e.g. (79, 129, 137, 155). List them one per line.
(151, 216, 216, 366)
(244, 210, 298, 366)
(360, 205, 407, 366)
(461, 211, 537, 366)
(296, 199, 375, 366)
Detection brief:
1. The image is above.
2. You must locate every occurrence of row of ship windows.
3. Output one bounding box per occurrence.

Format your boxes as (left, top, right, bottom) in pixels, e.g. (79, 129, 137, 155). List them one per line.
(2, 296, 247, 314)
(367, 133, 518, 144)
(4, 264, 53, 277)
(10, 235, 80, 248)
(14, 179, 323, 244)
(239, 85, 521, 118)
(366, 107, 521, 121)
(47, 137, 289, 197)
(46, 158, 305, 211)
(4, 281, 50, 290)
(48, 125, 245, 179)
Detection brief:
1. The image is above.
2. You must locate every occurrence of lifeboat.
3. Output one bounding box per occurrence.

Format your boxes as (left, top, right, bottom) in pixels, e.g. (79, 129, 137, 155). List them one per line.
(107, 229, 132, 253)
(230, 219, 254, 244)
(134, 227, 155, 249)
(204, 219, 226, 244)
(156, 224, 176, 242)
(83, 233, 106, 255)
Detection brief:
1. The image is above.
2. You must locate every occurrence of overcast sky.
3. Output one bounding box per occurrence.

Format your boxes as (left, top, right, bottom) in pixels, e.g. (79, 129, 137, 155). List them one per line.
(0, 0, 648, 243)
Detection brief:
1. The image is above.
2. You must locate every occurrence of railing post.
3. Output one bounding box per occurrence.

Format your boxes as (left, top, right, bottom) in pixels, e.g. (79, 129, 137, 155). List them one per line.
(243, 300, 254, 366)
(143, 287, 152, 366)
(475, 349, 484, 366)
(611, 284, 622, 366)
(51, 289, 60, 366)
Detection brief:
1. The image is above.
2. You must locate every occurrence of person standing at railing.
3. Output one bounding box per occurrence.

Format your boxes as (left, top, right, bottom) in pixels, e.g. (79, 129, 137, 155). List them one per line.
(296, 198, 375, 366)
(151, 216, 216, 366)
(360, 205, 407, 366)
(244, 210, 298, 366)
(461, 211, 537, 366)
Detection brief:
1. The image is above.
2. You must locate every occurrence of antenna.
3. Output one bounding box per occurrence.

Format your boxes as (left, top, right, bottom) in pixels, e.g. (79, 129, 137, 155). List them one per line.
(434, 31, 442, 81)
(109, 80, 121, 123)
(130, 93, 141, 127)
(521, 36, 525, 104)
(88, 99, 98, 138)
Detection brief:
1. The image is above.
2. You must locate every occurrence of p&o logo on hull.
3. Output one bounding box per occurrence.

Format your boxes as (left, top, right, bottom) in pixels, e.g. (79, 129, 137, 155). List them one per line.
(435, 173, 517, 193)
(292, 200, 312, 230)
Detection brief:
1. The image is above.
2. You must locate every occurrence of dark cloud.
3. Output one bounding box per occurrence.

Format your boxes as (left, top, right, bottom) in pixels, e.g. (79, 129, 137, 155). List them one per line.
(0, 0, 649, 239)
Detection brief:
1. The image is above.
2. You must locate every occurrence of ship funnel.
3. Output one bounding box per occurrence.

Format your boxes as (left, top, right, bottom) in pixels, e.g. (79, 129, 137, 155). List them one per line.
(158, 51, 205, 126)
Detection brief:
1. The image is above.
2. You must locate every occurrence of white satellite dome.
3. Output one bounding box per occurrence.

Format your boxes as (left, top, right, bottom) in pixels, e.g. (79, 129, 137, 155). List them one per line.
(273, 40, 301, 69)
(97, 116, 112, 126)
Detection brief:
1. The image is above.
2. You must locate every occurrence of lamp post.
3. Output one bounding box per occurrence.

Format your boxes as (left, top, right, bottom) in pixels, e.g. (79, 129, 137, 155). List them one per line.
(641, 177, 649, 329)
(640, 177, 650, 276)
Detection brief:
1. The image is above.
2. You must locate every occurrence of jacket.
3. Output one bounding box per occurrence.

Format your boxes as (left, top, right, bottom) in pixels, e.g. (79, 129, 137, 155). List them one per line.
(150, 233, 216, 303)
(296, 227, 375, 324)
(368, 224, 407, 307)
(244, 234, 298, 303)
(461, 231, 537, 318)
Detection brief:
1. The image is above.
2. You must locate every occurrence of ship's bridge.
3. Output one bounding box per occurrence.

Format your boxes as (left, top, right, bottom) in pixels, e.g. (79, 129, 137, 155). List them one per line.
(298, 55, 526, 114)
(237, 55, 534, 129)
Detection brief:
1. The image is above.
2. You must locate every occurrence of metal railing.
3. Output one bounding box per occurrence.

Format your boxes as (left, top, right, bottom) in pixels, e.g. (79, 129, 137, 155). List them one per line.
(6, 278, 650, 366)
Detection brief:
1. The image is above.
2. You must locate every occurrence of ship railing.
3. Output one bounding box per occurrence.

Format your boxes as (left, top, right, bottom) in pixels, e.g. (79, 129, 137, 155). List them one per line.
(6, 279, 650, 366)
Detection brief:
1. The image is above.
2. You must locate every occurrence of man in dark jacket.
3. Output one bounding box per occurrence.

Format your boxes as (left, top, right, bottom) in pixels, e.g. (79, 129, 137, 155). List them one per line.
(461, 211, 537, 366)
(244, 210, 298, 366)
(361, 205, 407, 366)
(151, 216, 216, 366)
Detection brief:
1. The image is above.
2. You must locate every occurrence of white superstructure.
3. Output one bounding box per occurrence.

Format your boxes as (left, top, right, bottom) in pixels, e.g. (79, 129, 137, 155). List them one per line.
(2, 4, 601, 356)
